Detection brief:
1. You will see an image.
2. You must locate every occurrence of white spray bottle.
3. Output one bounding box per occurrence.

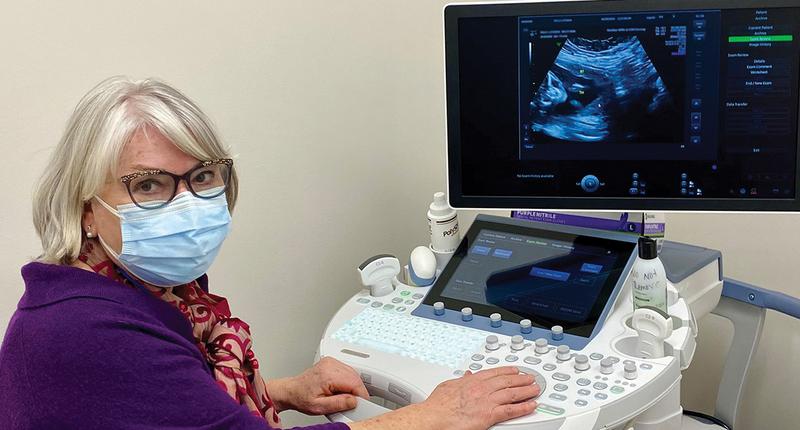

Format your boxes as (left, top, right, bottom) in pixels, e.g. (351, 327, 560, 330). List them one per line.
(427, 192, 459, 253)
(427, 192, 459, 271)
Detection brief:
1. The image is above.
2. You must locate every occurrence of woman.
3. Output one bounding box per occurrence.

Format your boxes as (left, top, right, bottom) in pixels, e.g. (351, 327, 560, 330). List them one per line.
(0, 77, 540, 430)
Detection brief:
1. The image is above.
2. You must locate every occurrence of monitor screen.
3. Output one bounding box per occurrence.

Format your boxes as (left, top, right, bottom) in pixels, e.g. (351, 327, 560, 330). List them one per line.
(445, 0, 800, 211)
(421, 218, 636, 338)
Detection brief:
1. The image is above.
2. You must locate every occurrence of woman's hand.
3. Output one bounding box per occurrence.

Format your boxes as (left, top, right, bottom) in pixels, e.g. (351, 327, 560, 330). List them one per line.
(349, 366, 540, 430)
(421, 366, 540, 429)
(268, 357, 369, 416)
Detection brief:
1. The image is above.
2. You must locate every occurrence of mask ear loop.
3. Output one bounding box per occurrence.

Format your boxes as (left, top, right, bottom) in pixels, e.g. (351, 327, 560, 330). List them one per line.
(91, 195, 123, 260)
(92, 196, 122, 218)
(94, 233, 147, 292)
(91, 196, 149, 293)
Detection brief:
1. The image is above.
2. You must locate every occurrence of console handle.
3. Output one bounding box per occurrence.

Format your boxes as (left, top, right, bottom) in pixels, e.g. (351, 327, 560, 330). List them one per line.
(326, 397, 392, 423)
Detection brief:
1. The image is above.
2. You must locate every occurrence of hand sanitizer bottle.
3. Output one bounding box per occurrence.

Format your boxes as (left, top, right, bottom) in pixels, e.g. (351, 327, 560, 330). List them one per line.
(427, 192, 459, 253)
(631, 236, 669, 315)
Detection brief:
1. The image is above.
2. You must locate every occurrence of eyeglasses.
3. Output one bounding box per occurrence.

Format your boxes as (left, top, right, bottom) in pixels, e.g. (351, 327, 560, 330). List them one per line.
(120, 158, 233, 209)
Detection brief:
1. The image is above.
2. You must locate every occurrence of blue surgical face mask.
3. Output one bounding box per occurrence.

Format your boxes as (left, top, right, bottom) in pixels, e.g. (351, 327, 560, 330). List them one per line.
(93, 188, 231, 287)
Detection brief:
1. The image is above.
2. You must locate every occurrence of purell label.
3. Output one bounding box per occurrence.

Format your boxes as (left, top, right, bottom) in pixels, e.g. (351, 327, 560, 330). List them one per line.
(428, 215, 459, 253)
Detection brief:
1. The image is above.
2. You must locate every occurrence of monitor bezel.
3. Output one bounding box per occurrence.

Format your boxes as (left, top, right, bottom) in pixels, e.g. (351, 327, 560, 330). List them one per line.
(444, 0, 800, 212)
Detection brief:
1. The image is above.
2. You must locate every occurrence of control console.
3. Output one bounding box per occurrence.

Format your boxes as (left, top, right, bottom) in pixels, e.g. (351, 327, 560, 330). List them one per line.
(318, 215, 722, 429)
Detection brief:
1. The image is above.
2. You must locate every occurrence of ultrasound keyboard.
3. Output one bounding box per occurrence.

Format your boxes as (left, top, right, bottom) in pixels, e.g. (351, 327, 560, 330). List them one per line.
(332, 306, 486, 369)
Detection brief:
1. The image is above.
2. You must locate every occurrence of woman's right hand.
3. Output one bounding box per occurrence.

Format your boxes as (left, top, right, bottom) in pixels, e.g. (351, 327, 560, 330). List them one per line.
(419, 366, 541, 430)
(348, 366, 541, 430)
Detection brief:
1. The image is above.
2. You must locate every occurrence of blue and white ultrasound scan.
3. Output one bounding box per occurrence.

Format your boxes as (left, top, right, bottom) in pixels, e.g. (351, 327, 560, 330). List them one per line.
(517, 12, 715, 161)
(528, 36, 675, 144)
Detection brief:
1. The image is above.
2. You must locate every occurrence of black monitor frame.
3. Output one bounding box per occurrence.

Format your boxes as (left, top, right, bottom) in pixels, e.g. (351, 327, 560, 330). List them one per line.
(445, 0, 800, 211)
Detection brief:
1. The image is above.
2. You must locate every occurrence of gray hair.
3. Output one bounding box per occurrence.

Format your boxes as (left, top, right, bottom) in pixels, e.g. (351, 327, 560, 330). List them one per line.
(32, 76, 239, 264)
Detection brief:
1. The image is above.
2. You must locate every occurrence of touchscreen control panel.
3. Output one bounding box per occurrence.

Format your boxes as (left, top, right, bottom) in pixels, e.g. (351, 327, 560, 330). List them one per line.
(415, 217, 637, 348)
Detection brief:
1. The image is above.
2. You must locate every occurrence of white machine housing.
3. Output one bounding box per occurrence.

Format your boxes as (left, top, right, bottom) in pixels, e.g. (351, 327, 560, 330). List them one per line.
(318, 215, 722, 429)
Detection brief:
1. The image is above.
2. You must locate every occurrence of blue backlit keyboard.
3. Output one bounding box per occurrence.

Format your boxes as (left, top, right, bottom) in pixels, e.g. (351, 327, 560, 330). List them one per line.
(332, 307, 486, 369)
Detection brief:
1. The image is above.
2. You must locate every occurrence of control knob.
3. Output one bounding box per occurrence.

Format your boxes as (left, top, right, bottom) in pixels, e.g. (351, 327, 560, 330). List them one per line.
(556, 345, 571, 361)
(551, 325, 564, 341)
(510, 335, 525, 351)
(624, 362, 638, 380)
(520, 319, 532, 334)
(600, 358, 614, 375)
(461, 307, 473, 322)
(490, 313, 502, 328)
(574, 354, 590, 371)
(534, 338, 549, 354)
(433, 302, 445, 316)
(485, 335, 500, 351)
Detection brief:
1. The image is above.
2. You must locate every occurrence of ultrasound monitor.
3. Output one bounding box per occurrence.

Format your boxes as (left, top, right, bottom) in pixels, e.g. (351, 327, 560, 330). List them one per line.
(445, 0, 800, 211)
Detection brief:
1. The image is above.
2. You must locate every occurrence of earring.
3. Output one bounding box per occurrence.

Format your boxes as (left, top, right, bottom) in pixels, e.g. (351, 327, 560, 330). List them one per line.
(86, 226, 95, 238)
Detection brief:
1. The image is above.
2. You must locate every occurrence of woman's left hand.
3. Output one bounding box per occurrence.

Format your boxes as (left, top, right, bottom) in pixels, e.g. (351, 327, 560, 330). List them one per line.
(268, 357, 370, 416)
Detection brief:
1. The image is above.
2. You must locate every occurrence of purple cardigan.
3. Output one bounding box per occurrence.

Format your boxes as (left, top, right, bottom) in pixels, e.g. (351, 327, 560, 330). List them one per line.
(0, 262, 350, 430)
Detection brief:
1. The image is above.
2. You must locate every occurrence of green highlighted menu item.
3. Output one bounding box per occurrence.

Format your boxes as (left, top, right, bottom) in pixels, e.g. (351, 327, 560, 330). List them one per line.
(729, 35, 793, 43)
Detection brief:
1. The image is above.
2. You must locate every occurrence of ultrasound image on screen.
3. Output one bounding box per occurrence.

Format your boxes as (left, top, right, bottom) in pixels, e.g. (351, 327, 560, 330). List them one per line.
(528, 36, 679, 144)
(518, 13, 701, 161)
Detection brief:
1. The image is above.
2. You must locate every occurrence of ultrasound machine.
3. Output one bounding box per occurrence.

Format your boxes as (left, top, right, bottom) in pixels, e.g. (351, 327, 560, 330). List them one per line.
(318, 1, 800, 429)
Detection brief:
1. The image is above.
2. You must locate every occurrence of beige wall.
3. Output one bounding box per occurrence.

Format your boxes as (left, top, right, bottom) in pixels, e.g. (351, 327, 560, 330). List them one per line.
(0, 1, 797, 428)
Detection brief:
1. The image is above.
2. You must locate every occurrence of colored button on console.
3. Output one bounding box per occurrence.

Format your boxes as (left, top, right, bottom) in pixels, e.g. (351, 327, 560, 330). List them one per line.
(536, 404, 565, 416)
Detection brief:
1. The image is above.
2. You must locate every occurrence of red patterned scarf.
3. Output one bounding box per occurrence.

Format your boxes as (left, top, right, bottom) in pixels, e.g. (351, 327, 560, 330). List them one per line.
(78, 239, 281, 427)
